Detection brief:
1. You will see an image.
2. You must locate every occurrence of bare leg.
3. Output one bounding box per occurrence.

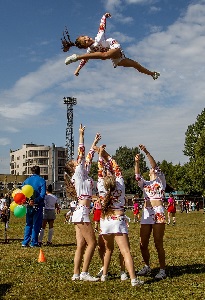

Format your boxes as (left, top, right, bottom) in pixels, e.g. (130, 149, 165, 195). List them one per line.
(74, 223, 97, 274)
(119, 252, 125, 272)
(115, 234, 136, 280)
(172, 213, 176, 224)
(48, 220, 54, 229)
(167, 212, 171, 224)
(76, 48, 122, 61)
(152, 224, 165, 269)
(76, 49, 156, 76)
(139, 224, 152, 266)
(118, 58, 155, 76)
(74, 225, 87, 274)
(101, 234, 114, 275)
(98, 234, 106, 265)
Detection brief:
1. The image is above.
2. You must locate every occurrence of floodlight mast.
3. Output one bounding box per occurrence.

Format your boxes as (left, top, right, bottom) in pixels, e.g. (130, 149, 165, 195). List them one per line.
(63, 97, 77, 162)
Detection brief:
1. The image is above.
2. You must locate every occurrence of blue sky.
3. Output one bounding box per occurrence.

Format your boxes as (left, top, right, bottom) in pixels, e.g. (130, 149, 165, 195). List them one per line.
(1, 0, 205, 173)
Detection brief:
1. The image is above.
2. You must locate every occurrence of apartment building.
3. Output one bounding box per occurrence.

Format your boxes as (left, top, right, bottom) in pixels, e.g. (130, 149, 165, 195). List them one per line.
(10, 143, 66, 193)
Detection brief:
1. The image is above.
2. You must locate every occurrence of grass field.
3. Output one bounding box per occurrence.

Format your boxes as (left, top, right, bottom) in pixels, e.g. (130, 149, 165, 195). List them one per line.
(0, 209, 205, 300)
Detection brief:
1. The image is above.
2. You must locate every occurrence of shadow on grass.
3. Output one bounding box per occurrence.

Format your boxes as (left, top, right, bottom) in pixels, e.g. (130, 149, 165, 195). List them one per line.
(46, 243, 76, 247)
(0, 238, 23, 244)
(166, 263, 205, 277)
(0, 283, 12, 299)
(142, 263, 205, 284)
(0, 239, 76, 247)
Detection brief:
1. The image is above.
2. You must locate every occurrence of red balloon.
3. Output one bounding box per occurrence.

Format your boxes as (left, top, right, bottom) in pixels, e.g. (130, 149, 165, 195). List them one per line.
(14, 192, 26, 205)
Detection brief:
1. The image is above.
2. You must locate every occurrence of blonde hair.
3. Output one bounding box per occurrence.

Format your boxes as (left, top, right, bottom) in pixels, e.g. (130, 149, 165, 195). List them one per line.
(102, 175, 116, 216)
(64, 161, 77, 200)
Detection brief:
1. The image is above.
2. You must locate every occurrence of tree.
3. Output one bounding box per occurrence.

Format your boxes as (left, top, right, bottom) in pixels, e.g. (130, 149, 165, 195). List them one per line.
(89, 161, 98, 181)
(184, 108, 205, 159)
(113, 146, 149, 193)
(183, 108, 205, 196)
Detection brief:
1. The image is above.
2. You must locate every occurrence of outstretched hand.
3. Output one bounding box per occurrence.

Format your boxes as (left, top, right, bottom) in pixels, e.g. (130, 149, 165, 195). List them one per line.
(94, 133, 101, 144)
(79, 124, 85, 135)
(135, 154, 140, 163)
(139, 144, 149, 154)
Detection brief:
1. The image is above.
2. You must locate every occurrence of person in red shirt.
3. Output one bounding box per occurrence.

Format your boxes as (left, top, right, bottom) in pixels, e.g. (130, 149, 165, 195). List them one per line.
(167, 194, 176, 225)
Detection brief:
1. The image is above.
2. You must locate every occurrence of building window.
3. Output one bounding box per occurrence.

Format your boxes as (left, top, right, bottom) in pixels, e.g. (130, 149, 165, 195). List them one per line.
(58, 151, 65, 158)
(39, 150, 48, 157)
(58, 167, 64, 174)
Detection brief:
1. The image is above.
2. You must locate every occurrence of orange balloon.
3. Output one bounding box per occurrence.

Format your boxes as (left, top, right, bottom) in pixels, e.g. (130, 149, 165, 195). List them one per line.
(14, 193, 26, 205)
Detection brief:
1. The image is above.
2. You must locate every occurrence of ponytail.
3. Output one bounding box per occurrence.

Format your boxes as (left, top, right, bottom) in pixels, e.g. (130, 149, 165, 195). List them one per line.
(64, 161, 77, 200)
(61, 27, 76, 52)
(102, 175, 116, 216)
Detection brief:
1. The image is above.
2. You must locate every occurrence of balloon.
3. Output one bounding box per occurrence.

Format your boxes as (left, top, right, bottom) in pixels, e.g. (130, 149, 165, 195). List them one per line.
(14, 192, 26, 205)
(10, 201, 18, 212)
(22, 185, 34, 198)
(14, 205, 26, 218)
(12, 188, 22, 198)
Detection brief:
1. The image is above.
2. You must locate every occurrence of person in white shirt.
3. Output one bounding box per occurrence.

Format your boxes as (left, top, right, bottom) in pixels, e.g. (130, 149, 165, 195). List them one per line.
(64, 124, 101, 282)
(38, 185, 60, 246)
(95, 145, 143, 287)
(135, 145, 167, 280)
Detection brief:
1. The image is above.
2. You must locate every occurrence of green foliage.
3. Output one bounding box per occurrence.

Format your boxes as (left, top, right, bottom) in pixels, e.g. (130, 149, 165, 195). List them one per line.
(184, 108, 205, 159)
(183, 108, 205, 196)
(0, 211, 205, 299)
(113, 146, 139, 171)
(89, 161, 98, 181)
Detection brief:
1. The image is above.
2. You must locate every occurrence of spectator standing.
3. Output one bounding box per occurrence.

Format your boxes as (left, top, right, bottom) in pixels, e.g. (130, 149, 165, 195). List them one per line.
(167, 194, 176, 225)
(22, 166, 46, 247)
(38, 185, 60, 246)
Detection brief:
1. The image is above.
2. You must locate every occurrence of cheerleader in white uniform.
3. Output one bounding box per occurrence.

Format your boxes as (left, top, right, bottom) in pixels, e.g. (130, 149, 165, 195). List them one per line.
(62, 13, 160, 80)
(64, 124, 101, 282)
(96, 145, 144, 286)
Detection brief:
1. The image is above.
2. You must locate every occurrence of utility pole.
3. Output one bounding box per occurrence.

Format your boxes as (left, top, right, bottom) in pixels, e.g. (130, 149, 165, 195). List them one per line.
(63, 97, 77, 162)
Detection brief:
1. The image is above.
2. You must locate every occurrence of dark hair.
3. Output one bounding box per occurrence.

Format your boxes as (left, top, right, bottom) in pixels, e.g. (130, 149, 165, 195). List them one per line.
(61, 27, 76, 52)
(31, 166, 40, 175)
(47, 184, 52, 193)
(61, 27, 88, 51)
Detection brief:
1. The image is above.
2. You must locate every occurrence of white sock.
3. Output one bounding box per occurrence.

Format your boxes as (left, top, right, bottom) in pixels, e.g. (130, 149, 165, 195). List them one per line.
(48, 228, 54, 242)
(38, 228, 44, 242)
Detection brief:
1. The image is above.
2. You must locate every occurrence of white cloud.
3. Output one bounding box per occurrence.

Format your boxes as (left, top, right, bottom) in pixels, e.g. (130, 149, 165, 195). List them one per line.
(0, 138, 10, 146)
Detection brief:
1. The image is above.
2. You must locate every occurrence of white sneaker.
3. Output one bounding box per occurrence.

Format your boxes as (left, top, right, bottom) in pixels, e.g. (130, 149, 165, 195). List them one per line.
(80, 273, 100, 282)
(155, 269, 167, 280)
(101, 274, 108, 282)
(152, 71, 160, 80)
(131, 278, 144, 286)
(65, 54, 78, 65)
(120, 271, 128, 281)
(96, 267, 103, 278)
(137, 265, 151, 276)
(71, 274, 80, 281)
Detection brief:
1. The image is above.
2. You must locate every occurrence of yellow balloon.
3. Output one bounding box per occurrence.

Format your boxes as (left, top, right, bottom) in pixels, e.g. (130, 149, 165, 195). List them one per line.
(22, 185, 34, 198)
(12, 188, 22, 198)
(10, 201, 18, 212)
